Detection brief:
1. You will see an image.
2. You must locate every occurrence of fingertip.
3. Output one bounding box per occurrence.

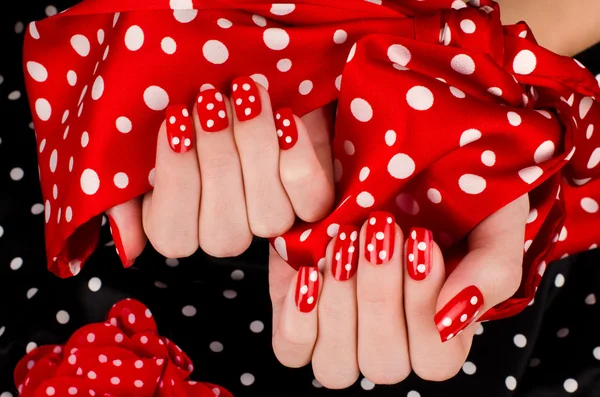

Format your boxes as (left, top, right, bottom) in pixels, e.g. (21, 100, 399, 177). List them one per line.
(106, 199, 147, 267)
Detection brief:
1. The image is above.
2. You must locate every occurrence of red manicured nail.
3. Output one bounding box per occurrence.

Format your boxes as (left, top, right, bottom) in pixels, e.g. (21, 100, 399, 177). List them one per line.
(231, 77, 261, 121)
(332, 225, 359, 281)
(196, 89, 229, 132)
(295, 266, 319, 313)
(406, 228, 433, 281)
(274, 108, 298, 150)
(434, 285, 484, 342)
(364, 212, 395, 265)
(107, 215, 133, 268)
(166, 105, 194, 153)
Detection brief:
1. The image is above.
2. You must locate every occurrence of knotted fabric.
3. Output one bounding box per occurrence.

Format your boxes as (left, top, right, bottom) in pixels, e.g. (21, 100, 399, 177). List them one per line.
(22, 0, 600, 321)
(14, 299, 232, 397)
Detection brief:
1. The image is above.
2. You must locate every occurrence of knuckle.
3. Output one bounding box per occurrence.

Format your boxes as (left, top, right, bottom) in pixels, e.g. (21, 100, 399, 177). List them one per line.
(359, 361, 411, 385)
(200, 154, 240, 181)
(279, 321, 316, 348)
(151, 236, 197, 259)
(313, 363, 359, 390)
(200, 230, 252, 258)
(411, 356, 463, 382)
(491, 257, 523, 301)
(250, 210, 294, 238)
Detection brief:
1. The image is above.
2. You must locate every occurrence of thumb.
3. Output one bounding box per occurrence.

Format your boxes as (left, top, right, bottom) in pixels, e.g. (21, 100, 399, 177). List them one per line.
(105, 197, 147, 267)
(434, 194, 529, 342)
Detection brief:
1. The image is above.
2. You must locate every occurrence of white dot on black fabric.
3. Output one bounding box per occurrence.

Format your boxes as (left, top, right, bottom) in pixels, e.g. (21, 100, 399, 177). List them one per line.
(593, 347, 600, 360)
(223, 289, 237, 299)
(31, 203, 44, 215)
(10, 168, 24, 181)
(182, 305, 197, 317)
(250, 320, 264, 333)
(26, 342, 37, 353)
(154, 281, 168, 288)
(513, 334, 527, 347)
(585, 293, 596, 304)
(10, 257, 23, 270)
(165, 258, 179, 267)
(555, 273, 565, 287)
(26, 288, 38, 299)
(407, 392, 421, 397)
(56, 310, 70, 324)
(360, 378, 375, 390)
(88, 277, 102, 292)
(45, 5, 58, 16)
(529, 358, 541, 367)
(240, 373, 255, 386)
(231, 269, 244, 280)
(505, 376, 517, 390)
(312, 379, 323, 388)
(564, 378, 578, 393)
(1, 392, 13, 397)
(557, 328, 570, 338)
(209, 341, 223, 352)
(462, 361, 477, 375)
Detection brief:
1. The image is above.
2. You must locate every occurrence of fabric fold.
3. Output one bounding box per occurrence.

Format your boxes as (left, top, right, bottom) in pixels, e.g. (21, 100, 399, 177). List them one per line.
(22, 0, 600, 321)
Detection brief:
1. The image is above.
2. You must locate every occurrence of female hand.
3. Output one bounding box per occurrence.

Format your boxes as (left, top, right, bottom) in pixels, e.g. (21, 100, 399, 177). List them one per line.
(269, 194, 529, 388)
(102, 77, 335, 262)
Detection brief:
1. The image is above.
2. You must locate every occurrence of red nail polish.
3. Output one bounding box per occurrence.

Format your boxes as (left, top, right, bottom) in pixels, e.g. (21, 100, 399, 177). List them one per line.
(332, 225, 359, 281)
(231, 77, 261, 121)
(196, 89, 229, 132)
(295, 266, 319, 313)
(434, 285, 484, 342)
(107, 215, 130, 267)
(274, 108, 298, 150)
(406, 228, 433, 281)
(364, 212, 395, 265)
(166, 105, 194, 153)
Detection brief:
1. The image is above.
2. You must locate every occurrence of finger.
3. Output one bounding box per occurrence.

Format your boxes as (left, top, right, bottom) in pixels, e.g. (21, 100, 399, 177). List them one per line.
(434, 194, 529, 343)
(312, 225, 360, 389)
(276, 108, 334, 222)
(403, 228, 467, 381)
(230, 77, 294, 237)
(297, 104, 335, 189)
(272, 265, 321, 368)
(194, 88, 252, 257)
(105, 198, 147, 267)
(357, 212, 410, 385)
(143, 105, 201, 258)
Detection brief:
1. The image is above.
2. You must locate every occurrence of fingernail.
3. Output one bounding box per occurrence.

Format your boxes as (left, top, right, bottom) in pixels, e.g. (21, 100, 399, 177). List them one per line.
(166, 105, 194, 153)
(231, 77, 261, 121)
(274, 108, 298, 150)
(434, 285, 484, 342)
(196, 89, 229, 132)
(332, 225, 359, 281)
(107, 215, 130, 268)
(406, 228, 433, 281)
(364, 212, 395, 265)
(295, 266, 319, 313)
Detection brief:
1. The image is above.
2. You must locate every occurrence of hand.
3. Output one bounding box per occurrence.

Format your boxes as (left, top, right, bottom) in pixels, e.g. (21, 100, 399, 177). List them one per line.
(269, 194, 529, 388)
(102, 77, 335, 262)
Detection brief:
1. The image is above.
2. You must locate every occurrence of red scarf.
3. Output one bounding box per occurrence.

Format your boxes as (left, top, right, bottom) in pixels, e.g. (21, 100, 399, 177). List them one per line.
(23, 0, 600, 321)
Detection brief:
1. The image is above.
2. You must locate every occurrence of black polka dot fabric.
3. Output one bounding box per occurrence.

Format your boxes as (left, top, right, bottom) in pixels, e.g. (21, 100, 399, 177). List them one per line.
(2, 2, 600, 397)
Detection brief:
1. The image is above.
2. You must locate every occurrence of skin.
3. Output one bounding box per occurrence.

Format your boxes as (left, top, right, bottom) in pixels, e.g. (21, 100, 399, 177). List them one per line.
(105, 0, 600, 388)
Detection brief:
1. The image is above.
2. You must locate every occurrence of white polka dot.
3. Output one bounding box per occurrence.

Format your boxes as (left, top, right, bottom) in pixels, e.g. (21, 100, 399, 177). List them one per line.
(581, 197, 599, 213)
(343, 140, 355, 155)
(451, 54, 475, 75)
(333, 29, 348, 44)
(462, 361, 477, 375)
(359, 167, 370, 182)
(347, 43, 357, 62)
(70, 34, 90, 56)
(387, 44, 411, 66)
(388, 153, 416, 179)
(334, 159, 343, 182)
(534, 141, 554, 163)
(579, 96, 593, 119)
(203, 40, 229, 64)
(252, 14, 267, 27)
(406, 86, 434, 110)
(356, 191, 375, 208)
(270, 3, 295, 15)
(250, 320, 264, 333)
(165, 258, 179, 267)
(26, 342, 37, 353)
(407, 392, 421, 397)
(277, 58, 292, 72)
(299, 229, 312, 242)
(67, 70, 77, 86)
(274, 236, 288, 261)
(91, 76, 104, 100)
(427, 188, 442, 203)
(35, 98, 52, 121)
(31, 203, 44, 215)
(518, 166, 543, 184)
(299, 80, 313, 95)
(80, 169, 100, 195)
(208, 341, 223, 353)
(182, 305, 197, 317)
(385, 130, 396, 146)
(44, 201, 51, 223)
(87, 333, 95, 343)
(218, 18, 232, 28)
(110, 377, 120, 385)
(46, 387, 55, 396)
(460, 19, 476, 33)
(507, 111, 522, 126)
(593, 347, 600, 359)
(351, 98, 373, 122)
(49, 149, 58, 172)
(460, 128, 481, 146)
(263, 28, 290, 50)
(450, 86, 466, 98)
(327, 223, 340, 237)
(240, 373, 255, 386)
(81, 131, 89, 147)
(588, 148, 600, 169)
(113, 172, 129, 189)
(8, 91, 21, 100)
(487, 87, 502, 96)
(557, 328, 569, 338)
(459, 174, 486, 194)
(396, 193, 419, 215)
(513, 50, 537, 74)
(161, 37, 177, 54)
(143, 86, 169, 111)
(481, 150, 496, 166)
(116, 116, 132, 133)
(173, 9, 198, 23)
(555, 273, 565, 287)
(564, 379, 578, 393)
(88, 277, 101, 292)
(10, 168, 24, 181)
(26, 62, 48, 82)
(505, 376, 517, 390)
(29, 21, 40, 39)
(513, 334, 527, 348)
(124, 25, 145, 51)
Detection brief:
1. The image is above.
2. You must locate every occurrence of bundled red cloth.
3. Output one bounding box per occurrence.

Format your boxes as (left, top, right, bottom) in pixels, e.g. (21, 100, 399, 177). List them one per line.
(14, 299, 232, 397)
(23, 0, 600, 321)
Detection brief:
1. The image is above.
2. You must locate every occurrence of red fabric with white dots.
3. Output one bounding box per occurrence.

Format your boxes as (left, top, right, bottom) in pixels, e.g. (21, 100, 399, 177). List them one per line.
(13, 299, 232, 397)
(22, 0, 600, 321)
